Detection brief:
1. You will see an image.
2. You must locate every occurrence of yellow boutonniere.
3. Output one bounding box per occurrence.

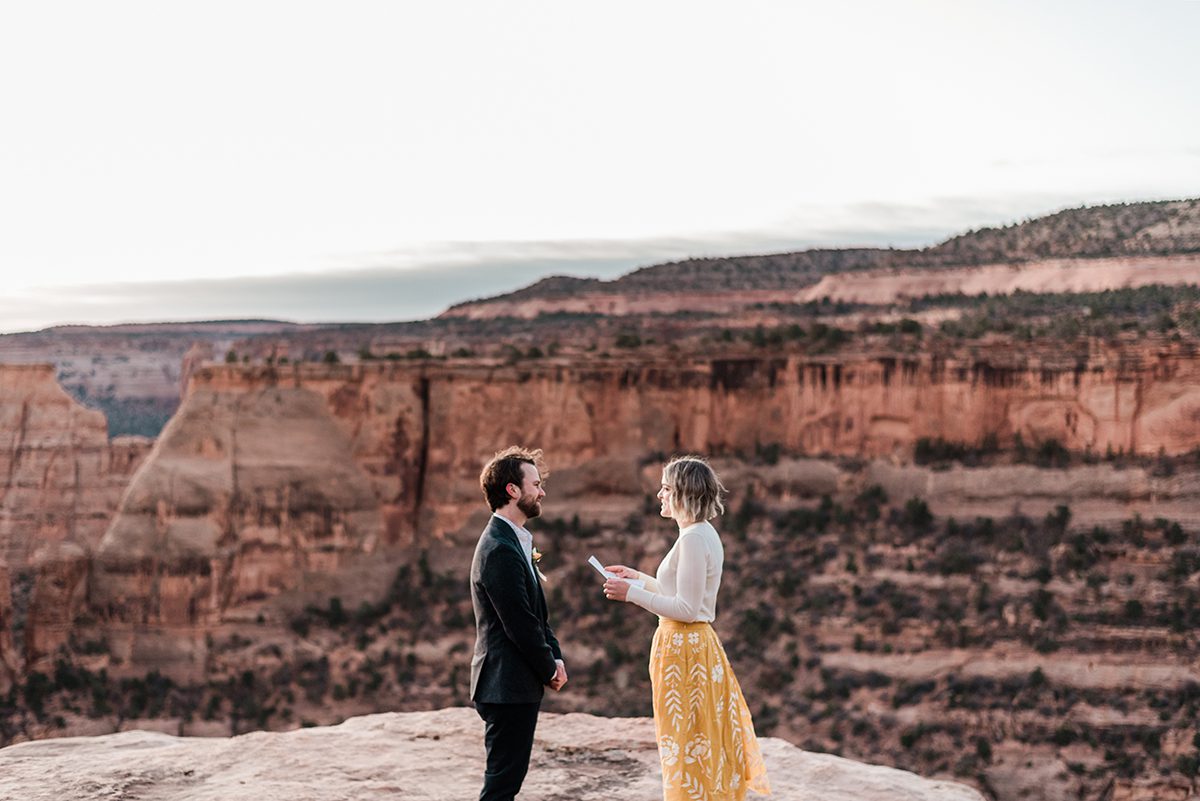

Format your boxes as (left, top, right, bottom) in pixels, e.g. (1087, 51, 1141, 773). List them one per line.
(531, 547, 547, 582)
(531, 547, 542, 563)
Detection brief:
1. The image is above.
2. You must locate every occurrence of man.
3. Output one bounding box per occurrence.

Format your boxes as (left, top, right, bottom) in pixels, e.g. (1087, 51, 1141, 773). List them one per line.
(470, 446, 567, 801)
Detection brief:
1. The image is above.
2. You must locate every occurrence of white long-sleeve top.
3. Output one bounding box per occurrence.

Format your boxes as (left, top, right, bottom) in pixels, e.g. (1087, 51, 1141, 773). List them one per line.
(625, 521, 723, 623)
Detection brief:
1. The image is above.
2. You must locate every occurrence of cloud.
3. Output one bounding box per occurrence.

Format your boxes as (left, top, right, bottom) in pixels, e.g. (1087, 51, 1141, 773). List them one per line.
(0, 256, 643, 334)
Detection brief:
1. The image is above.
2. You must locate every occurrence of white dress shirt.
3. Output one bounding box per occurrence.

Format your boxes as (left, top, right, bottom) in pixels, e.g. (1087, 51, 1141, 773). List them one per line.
(493, 513, 537, 579)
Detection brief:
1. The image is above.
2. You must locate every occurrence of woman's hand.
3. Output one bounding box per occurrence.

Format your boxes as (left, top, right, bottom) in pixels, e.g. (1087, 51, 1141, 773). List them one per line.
(604, 565, 639, 580)
(603, 577, 631, 602)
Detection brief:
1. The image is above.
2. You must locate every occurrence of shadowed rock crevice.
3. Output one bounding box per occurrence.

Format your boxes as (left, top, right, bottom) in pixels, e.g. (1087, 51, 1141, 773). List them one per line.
(413, 375, 431, 534)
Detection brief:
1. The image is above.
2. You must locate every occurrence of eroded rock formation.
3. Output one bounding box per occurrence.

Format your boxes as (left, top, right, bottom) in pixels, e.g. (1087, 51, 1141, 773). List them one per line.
(0, 364, 151, 568)
(186, 343, 1200, 520)
(93, 384, 385, 630)
(5, 340, 1200, 676)
(0, 561, 17, 694)
(116, 343, 1200, 578)
(0, 364, 154, 674)
(24, 544, 90, 667)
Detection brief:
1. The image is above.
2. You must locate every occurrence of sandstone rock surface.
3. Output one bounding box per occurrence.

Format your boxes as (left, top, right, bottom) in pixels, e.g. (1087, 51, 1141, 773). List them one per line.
(0, 364, 153, 670)
(0, 364, 149, 567)
(795, 254, 1200, 305)
(0, 707, 984, 801)
(0, 560, 17, 694)
(94, 384, 383, 625)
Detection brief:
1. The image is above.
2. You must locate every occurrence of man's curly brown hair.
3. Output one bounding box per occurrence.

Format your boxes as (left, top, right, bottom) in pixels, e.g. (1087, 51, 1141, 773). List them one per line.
(480, 446, 547, 511)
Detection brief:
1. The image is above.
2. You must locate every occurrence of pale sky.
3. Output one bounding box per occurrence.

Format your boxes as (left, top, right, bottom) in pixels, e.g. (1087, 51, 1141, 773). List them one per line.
(1, 1, 1197, 332)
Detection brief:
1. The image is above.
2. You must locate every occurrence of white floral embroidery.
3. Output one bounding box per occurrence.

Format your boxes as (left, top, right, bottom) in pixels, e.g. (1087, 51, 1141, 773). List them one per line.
(688, 632, 700, 645)
(659, 735, 681, 766)
(684, 735, 711, 764)
(731, 772, 742, 789)
(711, 662, 724, 683)
(671, 632, 684, 647)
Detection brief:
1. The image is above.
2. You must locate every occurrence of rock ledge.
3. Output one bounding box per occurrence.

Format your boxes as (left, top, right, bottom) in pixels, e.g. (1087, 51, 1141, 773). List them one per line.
(0, 707, 983, 800)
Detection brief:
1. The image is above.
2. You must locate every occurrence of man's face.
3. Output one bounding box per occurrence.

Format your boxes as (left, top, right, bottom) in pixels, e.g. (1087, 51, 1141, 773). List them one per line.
(513, 462, 545, 520)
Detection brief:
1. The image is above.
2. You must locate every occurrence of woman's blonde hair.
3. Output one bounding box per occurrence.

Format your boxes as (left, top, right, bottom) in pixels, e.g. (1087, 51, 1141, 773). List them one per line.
(663, 455, 726, 522)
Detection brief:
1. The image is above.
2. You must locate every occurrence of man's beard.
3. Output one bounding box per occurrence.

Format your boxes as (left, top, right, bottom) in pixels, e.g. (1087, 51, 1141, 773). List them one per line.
(517, 493, 542, 520)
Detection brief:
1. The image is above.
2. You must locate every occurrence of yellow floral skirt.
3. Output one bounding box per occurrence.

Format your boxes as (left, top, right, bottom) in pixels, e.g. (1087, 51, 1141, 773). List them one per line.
(650, 619, 771, 800)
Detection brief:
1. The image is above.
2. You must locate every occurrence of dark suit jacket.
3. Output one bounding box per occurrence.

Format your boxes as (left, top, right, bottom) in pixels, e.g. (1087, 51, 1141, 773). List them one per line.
(470, 515, 563, 703)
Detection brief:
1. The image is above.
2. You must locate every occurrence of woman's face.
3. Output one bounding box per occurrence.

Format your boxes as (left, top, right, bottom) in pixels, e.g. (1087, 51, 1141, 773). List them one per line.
(657, 471, 674, 519)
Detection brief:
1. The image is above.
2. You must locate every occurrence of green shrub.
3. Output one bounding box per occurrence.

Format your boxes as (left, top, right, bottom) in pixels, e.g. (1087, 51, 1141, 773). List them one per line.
(1123, 599, 1144, 621)
(1036, 439, 1070, 468)
(615, 332, 642, 348)
(900, 498, 933, 532)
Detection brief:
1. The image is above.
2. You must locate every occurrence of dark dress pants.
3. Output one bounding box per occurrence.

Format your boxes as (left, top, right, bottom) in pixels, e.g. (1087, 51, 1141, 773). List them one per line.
(475, 700, 541, 801)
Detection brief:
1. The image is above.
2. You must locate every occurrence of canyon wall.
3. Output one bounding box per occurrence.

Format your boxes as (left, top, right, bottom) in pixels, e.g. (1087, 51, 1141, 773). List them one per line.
(0, 321, 310, 439)
(8, 341, 1200, 677)
(0, 561, 16, 694)
(94, 344, 1200, 617)
(0, 364, 150, 567)
(0, 364, 153, 670)
(118, 342, 1200, 554)
(93, 384, 386, 626)
(4, 349, 1200, 798)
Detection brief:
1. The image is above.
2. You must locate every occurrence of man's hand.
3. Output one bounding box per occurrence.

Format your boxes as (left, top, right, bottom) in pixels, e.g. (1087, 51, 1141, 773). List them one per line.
(604, 565, 639, 580)
(549, 659, 568, 691)
(603, 577, 631, 602)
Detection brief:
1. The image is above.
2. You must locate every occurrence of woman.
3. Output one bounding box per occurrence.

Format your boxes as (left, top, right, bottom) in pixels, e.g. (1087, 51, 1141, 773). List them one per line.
(604, 455, 771, 800)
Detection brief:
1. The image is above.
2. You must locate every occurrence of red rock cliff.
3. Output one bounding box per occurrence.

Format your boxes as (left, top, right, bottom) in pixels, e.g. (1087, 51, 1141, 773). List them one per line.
(118, 342, 1200, 557)
(12, 341, 1200, 675)
(0, 364, 150, 568)
(0, 561, 17, 694)
(0, 364, 152, 670)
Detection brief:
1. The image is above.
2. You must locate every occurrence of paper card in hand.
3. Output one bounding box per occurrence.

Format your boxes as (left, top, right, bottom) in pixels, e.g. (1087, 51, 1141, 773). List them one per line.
(588, 555, 644, 589)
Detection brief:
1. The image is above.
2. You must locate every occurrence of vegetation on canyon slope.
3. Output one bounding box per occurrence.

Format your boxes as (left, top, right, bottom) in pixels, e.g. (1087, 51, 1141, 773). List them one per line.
(212, 284, 1200, 377)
